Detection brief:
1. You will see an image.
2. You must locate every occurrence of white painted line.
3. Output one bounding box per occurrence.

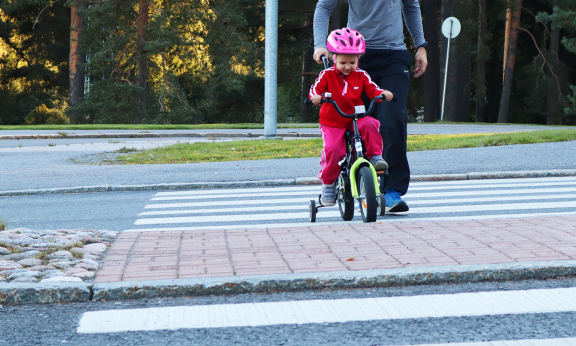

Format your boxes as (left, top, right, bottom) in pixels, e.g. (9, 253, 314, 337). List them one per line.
(124, 220, 373, 232)
(126, 210, 576, 232)
(144, 197, 313, 209)
(399, 337, 576, 346)
(77, 287, 576, 333)
(155, 186, 320, 197)
(409, 180, 576, 191)
(408, 200, 576, 214)
(404, 187, 576, 199)
(408, 193, 576, 205)
(139, 205, 310, 216)
(135, 211, 343, 225)
(386, 211, 576, 223)
(152, 191, 318, 201)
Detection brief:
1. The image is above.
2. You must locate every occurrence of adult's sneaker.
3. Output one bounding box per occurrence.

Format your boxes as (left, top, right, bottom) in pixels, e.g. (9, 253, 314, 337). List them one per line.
(384, 189, 409, 213)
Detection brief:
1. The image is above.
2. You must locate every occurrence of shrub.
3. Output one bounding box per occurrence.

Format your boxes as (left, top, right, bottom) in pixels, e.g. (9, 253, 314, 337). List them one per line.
(25, 104, 70, 125)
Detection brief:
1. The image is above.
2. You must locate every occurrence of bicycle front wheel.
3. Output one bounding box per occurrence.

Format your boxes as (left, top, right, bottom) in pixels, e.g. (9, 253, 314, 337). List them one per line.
(357, 166, 378, 223)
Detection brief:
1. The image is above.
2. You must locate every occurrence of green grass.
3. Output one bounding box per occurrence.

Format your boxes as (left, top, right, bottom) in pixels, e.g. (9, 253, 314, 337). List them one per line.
(0, 123, 319, 130)
(0, 218, 6, 231)
(114, 129, 576, 164)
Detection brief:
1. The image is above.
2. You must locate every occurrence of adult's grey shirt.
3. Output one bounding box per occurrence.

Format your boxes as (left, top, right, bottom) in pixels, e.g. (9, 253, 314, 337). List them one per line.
(314, 0, 426, 51)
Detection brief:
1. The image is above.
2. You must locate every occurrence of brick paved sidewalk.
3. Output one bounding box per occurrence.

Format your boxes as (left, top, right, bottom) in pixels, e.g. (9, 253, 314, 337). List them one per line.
(94, 216, 576, 283)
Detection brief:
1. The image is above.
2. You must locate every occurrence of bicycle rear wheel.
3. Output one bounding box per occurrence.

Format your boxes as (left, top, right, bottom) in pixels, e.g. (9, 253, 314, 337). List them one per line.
(358, 166, 377, 222)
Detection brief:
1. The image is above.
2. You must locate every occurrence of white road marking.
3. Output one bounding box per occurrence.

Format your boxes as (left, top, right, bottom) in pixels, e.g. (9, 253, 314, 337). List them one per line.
(135, 211, 343, 225)
(139, 205, 310, 216)
(152, 191, 319, 201)
(404, 187, 576, 199)
(407, 193, 576, 205)
(408, 180, 576, 191)
(144, 197, 313, 209)
(155, 186, 320, 196)
(409, 176, 576, 186)
(77, 287, 576, 333)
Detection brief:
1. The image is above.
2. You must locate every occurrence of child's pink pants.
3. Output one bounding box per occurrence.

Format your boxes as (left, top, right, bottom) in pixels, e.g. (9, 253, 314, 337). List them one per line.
(318, 116, 382, 185)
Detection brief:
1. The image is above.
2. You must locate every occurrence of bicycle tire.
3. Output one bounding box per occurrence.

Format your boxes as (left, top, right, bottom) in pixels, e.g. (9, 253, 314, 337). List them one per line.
(338, 176, 354, 221)
(358, 166, 378, 222)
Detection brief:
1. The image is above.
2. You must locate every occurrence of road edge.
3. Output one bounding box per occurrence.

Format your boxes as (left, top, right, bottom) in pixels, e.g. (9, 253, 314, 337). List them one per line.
(2, 260, 576, 305)
(2, 169, 576, 196)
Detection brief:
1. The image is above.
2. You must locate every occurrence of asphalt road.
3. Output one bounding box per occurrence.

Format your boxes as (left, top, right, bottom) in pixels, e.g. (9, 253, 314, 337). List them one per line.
(2, 278, 576, 345)
(2, 140, 576, 192)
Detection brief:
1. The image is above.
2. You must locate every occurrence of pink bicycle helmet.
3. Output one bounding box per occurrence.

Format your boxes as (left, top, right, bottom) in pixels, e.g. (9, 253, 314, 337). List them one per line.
(326, 27, 366, 54)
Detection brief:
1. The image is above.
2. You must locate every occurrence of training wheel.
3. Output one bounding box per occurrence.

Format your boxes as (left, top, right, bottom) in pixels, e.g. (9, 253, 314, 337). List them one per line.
(309, 200, 317, 222)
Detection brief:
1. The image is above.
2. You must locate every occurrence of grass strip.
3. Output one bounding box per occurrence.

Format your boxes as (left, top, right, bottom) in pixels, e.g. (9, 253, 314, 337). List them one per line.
(0, 123, 318, 130)
(115, 129, 576, 164)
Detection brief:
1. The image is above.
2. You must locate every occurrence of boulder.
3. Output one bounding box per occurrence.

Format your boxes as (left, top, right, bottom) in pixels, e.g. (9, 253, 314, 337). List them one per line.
(28, 265, 57, 272)
(0, 247, 10, 255)
(65, 267, 87, 275)
(9, 271, 42, 281)
(72, 271, 95, 280)
(0, 259, 23, 271)
(11, 276, 38, 283)
(46, 250, 74, 260)
(17, 258, 42, 267)
(81, 243, 107, 255)
(75, 262, 99, 271)
(2, 251, 41, 261)
(41, 276, 82, 283)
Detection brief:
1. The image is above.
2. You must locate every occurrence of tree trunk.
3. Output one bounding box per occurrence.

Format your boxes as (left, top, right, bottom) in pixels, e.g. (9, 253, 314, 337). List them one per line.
(475, 0, 487, 122)
(300, 12, 313, 123)
(69, 1, 86, 124)
(497, 0, 523, 123)
(547, 12, 561, 125)
(422, 0, 440, 122)
(135, 0, 149, 124)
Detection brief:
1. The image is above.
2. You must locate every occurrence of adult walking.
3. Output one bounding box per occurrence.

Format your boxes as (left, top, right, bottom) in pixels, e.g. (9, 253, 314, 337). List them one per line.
(313, 0, 427, 213)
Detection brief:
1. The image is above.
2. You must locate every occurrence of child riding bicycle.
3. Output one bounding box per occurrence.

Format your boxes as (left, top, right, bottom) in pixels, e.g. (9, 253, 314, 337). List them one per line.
(310, 28, 393, 207)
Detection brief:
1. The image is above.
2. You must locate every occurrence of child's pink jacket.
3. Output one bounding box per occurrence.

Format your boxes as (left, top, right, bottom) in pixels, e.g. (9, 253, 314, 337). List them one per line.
(309, 67, 385, 128)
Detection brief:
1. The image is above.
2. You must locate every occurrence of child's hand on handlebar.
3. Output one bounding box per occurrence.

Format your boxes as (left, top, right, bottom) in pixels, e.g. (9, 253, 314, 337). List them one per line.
(311, 95, 322, 106)
(381, 90, 394, 102)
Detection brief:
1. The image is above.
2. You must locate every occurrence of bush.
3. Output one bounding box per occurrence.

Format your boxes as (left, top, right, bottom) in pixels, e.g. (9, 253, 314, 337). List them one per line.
(25, 105, 69, 125)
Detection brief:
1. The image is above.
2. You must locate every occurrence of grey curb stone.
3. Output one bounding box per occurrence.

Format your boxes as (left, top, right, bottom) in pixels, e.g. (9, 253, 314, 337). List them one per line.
(0, 132, 321, 140)
(2, 169, 576, 197)
(92, 260, 576, 301)
(0, 282, 91, 305)
(3, 260, 576, 305)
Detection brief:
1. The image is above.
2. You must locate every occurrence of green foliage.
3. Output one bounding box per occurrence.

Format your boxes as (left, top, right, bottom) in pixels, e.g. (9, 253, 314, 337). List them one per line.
(25, 104, 69, 124)
(0, 0, 69, 124)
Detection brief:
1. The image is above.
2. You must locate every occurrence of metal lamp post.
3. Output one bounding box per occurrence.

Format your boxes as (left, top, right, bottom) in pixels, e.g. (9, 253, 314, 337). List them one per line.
(263, 0, 278, 138)
(440, 17, 461, 121)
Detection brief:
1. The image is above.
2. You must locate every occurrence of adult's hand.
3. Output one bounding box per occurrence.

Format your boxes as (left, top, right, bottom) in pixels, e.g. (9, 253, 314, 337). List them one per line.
(414, 47, 428, 78)
(313, 47, 329, 64)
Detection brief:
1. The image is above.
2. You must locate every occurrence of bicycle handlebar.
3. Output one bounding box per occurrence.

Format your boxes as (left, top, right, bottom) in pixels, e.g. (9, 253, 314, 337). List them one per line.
(304, 94, 397, 118)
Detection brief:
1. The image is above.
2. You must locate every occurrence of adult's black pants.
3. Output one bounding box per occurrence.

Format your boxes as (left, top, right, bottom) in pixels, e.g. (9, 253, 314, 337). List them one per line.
(361, 49, 412, 195)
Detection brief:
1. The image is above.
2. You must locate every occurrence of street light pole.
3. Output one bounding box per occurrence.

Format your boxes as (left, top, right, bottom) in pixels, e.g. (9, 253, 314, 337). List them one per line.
(263, 0, 278, 138)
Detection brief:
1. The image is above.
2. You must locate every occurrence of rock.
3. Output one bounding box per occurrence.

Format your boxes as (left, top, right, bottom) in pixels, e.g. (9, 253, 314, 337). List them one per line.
(75, 262, 99, 271)
(0, 277, 5, 283)
(43, 272, 67, 279)
(28, 265, 56, 272)
(0, 247, 10, 255)
(0, 269, 28, 277)
(8, 271, 42, 281)
(41, 276, 82, 283)
(2, 251, 41, 261)
(100, 231, 119, 239)
(72, 271, 95, 280)
(48, 260, 80, 269)
(0, 260, 23, 271)
(17, 258, 42, 267)
(65, 267, 87, 275)
(11, 276, 38, 283)
(28, 243, 60, 248)
(81, 237, 108, 245)
(82, 254, 100, 261)
(81, 243, 107, 255)
(46, 250, 73, 260)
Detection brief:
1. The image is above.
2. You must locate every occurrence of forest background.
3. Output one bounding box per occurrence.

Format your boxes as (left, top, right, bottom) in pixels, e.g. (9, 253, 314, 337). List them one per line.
(0, 0, 575, 126)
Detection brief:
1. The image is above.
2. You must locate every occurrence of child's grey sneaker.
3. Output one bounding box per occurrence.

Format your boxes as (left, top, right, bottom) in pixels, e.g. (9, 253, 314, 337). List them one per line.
(369, 156, 389, 171)
(321, 183, 336, 206)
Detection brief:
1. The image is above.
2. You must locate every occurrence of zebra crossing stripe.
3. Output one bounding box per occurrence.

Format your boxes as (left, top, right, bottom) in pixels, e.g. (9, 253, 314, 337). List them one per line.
(399, 337, 576, 346)
(77, 287, 576, 333)
(155, 186, 320, 196)
(144, 197, 313, 209)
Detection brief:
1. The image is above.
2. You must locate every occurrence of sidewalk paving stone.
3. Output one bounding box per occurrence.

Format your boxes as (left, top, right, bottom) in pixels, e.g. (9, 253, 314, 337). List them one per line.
(94, 215, 576, 284)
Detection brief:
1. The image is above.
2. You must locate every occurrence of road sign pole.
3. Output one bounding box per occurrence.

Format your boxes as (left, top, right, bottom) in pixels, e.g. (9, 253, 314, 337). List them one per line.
(440, 19, 452, 122)
(263, 0, 278, 138)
